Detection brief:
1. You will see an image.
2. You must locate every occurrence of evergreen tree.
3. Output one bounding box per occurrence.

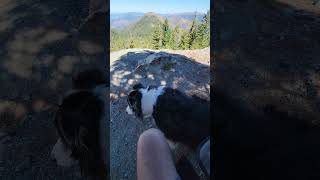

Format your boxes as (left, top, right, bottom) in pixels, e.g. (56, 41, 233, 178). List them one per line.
(168, 32, 175, 49)
(162, 18, 171, 48)
(173, 25, 181, 49)
(152, 25, 162, 49)
(188, 13, 198, 49)
(197, 10, 210, 48)
(167, 26, 177, 49)
(189, 10, 210, 49)
(203, 10, 210, 47)
(180, 31, 190, 50)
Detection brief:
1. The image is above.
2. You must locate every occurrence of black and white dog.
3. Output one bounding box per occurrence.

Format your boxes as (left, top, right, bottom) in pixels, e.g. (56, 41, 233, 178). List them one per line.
(126, 83, 210, 149)
(51, 69, 108, 178)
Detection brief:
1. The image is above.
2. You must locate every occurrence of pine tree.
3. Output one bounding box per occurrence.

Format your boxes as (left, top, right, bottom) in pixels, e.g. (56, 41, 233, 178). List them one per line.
(172, 25, 180, 49)
(189, 10, 210, 49)
(203, 10, 210, 47)
(198, 10, 210, 48)
(167, 27, 177, 49)
(168, 32, 175, 49)
(180, 31, 190, 50)
(188, 13, 198, 49)
(152, 25, 162, 50)
(162, 18, 171, 48)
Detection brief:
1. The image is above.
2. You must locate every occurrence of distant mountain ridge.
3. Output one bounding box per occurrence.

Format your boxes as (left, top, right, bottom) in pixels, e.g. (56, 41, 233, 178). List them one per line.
(110, 12, 144, 29)
(111, 12, 205, 30)
(123, 12, 163, 37)
(111, 13, 164, 50)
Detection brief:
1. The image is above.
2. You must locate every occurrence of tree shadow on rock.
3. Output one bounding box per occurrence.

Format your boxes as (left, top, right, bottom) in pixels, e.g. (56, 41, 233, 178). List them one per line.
(111, 50, 210, 98)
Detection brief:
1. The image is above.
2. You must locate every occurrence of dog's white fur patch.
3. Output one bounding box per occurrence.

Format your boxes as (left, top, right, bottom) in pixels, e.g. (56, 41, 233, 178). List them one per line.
(139, 86, 164, 118)
(51, 138, 77, 167)
(126, 106, 134, 114)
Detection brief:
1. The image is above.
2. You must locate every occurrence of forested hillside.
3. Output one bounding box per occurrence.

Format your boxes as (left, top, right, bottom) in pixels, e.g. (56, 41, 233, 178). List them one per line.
(110, 11, 210, 51)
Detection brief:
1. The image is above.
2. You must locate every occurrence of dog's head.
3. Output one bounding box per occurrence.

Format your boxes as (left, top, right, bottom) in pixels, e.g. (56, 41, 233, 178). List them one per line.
(126, 83, 163, 119)
(51, 69, 107, 178)
(52, 91, 104, 174)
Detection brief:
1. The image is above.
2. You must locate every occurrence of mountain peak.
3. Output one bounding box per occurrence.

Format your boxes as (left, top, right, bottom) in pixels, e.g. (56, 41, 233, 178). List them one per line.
(139, 12, 164, 22)
(145, 12, 157, 16)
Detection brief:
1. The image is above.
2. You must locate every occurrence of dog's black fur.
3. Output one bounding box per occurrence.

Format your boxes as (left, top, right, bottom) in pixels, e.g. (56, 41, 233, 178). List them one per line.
(213, 87, 320, 180)
(54, 69, 107, 178)
(72, 68, 108, 89)
(153, 88, 210, 149)
(128, 83, 210, 149)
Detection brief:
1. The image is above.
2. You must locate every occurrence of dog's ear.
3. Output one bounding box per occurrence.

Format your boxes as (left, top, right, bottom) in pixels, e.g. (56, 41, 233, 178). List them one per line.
(128, 90, 140, 104)
(133, 83, 144, 90)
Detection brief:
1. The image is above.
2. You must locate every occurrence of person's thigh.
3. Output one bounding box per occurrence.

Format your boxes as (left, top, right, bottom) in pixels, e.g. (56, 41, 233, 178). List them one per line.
(137, 128, 180, 180)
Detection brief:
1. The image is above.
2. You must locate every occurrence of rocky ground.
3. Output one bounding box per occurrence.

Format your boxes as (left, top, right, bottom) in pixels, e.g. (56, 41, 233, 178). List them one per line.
(0, 0, 107, 179)
(110, 48, 210, 180)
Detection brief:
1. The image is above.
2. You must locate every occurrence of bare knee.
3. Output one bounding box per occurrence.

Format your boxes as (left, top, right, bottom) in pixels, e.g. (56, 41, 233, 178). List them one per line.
(137, 128, 173, 159)
(137, 128, 178, 180)
(138, 128, 166, 151)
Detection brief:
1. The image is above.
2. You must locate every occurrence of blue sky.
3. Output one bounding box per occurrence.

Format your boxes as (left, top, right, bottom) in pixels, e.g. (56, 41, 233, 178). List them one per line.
(111, 0, 210, 14)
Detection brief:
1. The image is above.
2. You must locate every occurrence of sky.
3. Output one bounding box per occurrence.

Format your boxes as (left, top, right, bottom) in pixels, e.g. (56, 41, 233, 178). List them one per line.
(110, 0, 210, 14)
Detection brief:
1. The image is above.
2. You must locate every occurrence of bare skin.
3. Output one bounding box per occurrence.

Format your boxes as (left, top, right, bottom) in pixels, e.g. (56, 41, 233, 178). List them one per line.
(137, 128, 180, 180)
